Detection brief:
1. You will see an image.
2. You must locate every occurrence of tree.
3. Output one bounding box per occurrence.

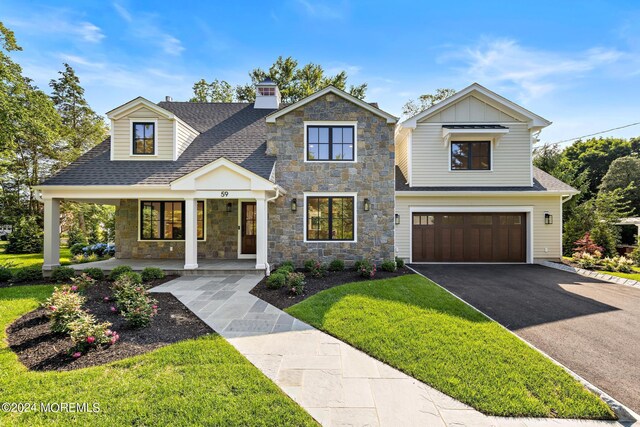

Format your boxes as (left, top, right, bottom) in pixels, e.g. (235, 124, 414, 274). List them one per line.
(600, 156, 640, 215)
(191, 56, 368, 104)
(402, 88, 456, 118)
(49, 63, 107, 166)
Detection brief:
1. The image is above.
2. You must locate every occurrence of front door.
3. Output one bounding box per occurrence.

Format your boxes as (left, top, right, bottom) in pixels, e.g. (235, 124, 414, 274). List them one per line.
(241, 202, 257, 255)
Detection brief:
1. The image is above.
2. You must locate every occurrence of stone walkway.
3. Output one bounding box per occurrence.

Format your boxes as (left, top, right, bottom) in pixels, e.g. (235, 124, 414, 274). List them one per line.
(151, 275, 632, 427)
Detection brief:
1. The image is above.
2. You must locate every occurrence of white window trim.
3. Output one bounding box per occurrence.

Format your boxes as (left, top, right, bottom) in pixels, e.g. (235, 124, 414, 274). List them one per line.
(303, 192, 358, 243)
(237, 199, 257, 259)
(447, 137, 495, 173)
(137, 199, 207, 242)
(130, 118, 159, 157)
(408, 206, 533, 264)
(303, 121, 358, 163)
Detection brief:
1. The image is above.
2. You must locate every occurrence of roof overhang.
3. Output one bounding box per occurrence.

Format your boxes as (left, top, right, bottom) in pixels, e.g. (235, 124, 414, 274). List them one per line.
(401, 83, 551, 130)
(395, 190, 576, 197)
(266, 86, 398, 124)
(442, 126, 510, 146)
(107, 96, 176, 121)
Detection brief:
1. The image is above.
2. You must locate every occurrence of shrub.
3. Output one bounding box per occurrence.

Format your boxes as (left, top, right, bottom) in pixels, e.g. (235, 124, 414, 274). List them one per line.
(70, 243, 86, 256)
(119, 271, 142, 285)
(395, 257, 405, 269)
(280, 260, 295, 270)
(67, 227, 88, 248)
(83, 243, 115, 257)
(109, 265, 133, 281)
(288, 272, 306, 295)
(573, 232, 604, 256)
(380, 259, 397, 272)
(275, 265, 294, 275)
(5, 216, 43, 254)
(141, 267, 165, 282)
(267, 273, 287, 289)
(600, 257, 618, 272)
(574, 252, 599, 269)
(51, 266, 76, 283)
(630, 247, 640, 266)
(70, 273, 96, 292)
(13, 266, 43, 283)
(304, 259, 326, 278)
(68, 312, 118, 352)
(358, 259, 376, 278)
(113, 283, 158, 328)
(0, 267, 12, 282)
(354, 260, 364, 270)
(328, 259, 345, 272)
(42, 286, 85, 333)
(82, 267, 104, 280)
(617, 256, 634, 273)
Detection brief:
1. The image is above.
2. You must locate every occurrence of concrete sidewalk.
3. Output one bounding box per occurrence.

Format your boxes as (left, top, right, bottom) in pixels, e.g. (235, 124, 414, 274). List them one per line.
(152, 275, 631, 427)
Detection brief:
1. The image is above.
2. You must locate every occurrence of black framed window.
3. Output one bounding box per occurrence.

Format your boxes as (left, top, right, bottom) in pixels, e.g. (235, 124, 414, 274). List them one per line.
(307, 126, 354, 161)
(140, 201, 204, 240)
(451, 141, 490, 170)
(132, 122, 155, 155)
(306, 196, 354, 241)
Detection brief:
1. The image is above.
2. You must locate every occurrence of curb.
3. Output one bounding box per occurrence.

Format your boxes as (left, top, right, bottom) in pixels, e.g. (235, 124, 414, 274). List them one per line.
(407, 265, 639, 425)
(540, 261, 640, 289)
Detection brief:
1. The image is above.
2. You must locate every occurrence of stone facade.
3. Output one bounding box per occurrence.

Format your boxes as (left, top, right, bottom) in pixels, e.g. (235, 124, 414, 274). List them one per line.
(267, 93, 396, 266)
(115, 199, 239, 260)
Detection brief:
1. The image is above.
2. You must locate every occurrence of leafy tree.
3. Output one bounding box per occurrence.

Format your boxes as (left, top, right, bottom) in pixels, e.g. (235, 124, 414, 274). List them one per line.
(191, 56, 368, 104)
(402, 88, 456, 118)
(600, 156, 640, 214)
(6, 216, 43, 254)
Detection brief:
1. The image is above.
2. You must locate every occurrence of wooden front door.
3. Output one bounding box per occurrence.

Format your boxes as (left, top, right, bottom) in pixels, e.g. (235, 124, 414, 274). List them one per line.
(241, 202, 257, 255)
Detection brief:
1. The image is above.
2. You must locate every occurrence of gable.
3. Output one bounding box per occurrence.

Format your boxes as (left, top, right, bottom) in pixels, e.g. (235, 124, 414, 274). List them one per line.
(423, 95, 520, 123)
(192, 165, 252, 190)
(170, 158, 277, 192)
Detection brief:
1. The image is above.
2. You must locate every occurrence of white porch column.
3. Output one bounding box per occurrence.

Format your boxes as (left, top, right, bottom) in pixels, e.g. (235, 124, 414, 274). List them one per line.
(255, 197, 268, 270)
(184, 198, 198, 269)
(43, 198, 61, 271)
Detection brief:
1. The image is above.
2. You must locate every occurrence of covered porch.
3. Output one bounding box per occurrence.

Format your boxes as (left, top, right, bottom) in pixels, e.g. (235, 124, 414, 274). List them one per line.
(36, 158, 284, 274)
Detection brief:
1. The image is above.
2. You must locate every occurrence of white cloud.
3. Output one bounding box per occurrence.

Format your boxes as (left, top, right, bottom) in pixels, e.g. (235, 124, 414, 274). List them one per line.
(441, 38, 625, 100)
(113, 2, 132, 22)
(7, 14, 104, 44)
(78, 22, 105, 43)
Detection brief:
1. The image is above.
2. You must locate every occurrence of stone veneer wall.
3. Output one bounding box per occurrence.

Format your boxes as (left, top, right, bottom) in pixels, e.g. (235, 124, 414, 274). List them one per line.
(115, 199, 238, 259)
(267, 93, 395, 266)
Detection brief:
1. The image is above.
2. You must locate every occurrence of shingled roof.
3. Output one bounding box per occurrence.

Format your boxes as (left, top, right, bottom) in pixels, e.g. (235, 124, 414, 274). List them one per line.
(40, 102, 276, 186)
(395, 166, 578, 193)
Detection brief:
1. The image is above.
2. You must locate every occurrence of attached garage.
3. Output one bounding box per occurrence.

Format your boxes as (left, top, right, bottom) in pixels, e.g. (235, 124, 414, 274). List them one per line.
(411, 212, 526, 263)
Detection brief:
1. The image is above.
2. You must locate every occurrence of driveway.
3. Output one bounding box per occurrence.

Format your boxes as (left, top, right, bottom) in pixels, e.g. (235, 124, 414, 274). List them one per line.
(409, 264, 640, 414)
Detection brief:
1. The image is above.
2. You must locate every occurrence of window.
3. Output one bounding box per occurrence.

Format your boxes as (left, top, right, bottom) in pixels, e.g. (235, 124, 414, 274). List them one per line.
(451, 141, 490, 170)
(132, 122, 155, 155)
(306, 196, 354, 241)
(307, 126, 354, 161)
(140, 201, 205, 240)
(258, 87, 275, 96)
(413, 214, 434, 225)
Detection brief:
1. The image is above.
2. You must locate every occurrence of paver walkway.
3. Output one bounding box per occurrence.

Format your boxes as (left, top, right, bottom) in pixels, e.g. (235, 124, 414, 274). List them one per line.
(152, 275, 632, 427)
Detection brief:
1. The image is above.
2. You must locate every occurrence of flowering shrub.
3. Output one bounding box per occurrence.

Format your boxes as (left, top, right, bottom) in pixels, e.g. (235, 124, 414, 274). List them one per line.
(267, 273, 286, 289)
(357, 259, 376, 278)
(113, 282, 158, 328)
(288, 272, 306, 295)
(82, 243, 115, 257)
(573, 232, 603, 255)
(42, 286, 85, 333)
(304, 259, 326, 278)
(69, 243, 86, 256)
(616, 256, 634, 273)
(68, 312, 117, 353)
(82, 267, 104, 281)
(70, 273, 96, 292)
(141, 267, 165, 282)
(573, 252, 600, 269)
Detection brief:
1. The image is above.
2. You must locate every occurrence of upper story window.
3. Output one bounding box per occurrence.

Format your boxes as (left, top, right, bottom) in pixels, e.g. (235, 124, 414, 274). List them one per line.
(451, 141, 490, 171)
(132, 122, 155, 155)
(258, 87, 276, 96)
(307, 125, 354, 161)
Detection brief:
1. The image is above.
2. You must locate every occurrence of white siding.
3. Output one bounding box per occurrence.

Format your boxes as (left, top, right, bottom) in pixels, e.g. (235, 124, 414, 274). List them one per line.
(176, 120, 198, 158)
(395, 131, 409, 180)
(411, 122, 532, 187)
(395, 194, 563, 262)
(112, 106, 174, 160)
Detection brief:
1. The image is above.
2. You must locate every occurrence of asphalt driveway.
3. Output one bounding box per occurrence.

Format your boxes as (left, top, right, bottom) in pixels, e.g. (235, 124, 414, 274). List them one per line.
(409, 264, 640, 414)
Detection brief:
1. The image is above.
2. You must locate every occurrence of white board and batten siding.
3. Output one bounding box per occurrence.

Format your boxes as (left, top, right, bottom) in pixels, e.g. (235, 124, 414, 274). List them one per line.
(394, 195, 563, 262)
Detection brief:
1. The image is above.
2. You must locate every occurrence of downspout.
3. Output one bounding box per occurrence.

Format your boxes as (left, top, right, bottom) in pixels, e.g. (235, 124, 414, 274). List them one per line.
(263, 186, 281, 275)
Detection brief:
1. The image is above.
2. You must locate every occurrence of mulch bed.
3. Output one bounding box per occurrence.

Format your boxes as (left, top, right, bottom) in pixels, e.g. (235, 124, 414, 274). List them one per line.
(6, 276, 214, 371)
(250, 267, 412, 310)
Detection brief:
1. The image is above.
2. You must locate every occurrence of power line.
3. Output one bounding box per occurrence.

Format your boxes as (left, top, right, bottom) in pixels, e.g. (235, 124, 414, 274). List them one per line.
(551, 121, 640, 145)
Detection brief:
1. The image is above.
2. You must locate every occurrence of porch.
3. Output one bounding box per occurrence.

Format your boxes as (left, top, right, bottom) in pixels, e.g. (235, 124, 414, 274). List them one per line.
(70, 258, 258, 275)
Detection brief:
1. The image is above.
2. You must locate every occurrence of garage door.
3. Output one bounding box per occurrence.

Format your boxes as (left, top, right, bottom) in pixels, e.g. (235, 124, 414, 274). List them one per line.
(412, 213, 526, 262)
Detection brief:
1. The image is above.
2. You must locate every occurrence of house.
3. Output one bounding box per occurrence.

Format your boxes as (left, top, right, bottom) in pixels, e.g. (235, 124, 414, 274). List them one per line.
(34, 80, 577, 273)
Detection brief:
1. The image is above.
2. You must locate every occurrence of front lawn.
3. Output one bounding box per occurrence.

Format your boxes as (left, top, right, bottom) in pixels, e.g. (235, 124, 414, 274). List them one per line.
(0, 241, 71, 271)
(286, 275, 614, 419)
(0, 286, 316, 426)
(603, 270, 640, 281)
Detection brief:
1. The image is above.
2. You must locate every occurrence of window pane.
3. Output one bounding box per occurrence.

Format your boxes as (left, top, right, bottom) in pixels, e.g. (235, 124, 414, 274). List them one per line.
(319, 144, 329, 160)
(343, 127, 353, 144)
(451, 143, 469, 170)
(332, 144, 343, 160)
(318, 127, 329, 143)
(134, 124, 144, 139)
(332, 127, 343, 143)
(308, 143, 319, 160)
(471, 215, 492, 225)
(442, 215, 464, 225)
(197, 201, 204, 240)
(309, 127, 318, 144)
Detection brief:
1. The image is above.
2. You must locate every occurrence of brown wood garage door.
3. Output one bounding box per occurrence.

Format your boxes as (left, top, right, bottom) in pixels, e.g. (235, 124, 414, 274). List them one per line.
(412, 213, 526, 262)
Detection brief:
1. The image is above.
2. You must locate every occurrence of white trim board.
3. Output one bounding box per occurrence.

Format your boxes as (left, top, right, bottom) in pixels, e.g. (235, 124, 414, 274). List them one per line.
(407, 206, 534, 264)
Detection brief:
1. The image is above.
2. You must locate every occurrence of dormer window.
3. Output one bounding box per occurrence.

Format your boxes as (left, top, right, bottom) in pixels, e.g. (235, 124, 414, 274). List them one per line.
(132, 122, 155, 155)
(306, 125, 355, 161)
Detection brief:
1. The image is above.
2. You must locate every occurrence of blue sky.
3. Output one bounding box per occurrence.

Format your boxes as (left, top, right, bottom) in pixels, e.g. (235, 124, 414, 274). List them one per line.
(4, 0, 640, 145)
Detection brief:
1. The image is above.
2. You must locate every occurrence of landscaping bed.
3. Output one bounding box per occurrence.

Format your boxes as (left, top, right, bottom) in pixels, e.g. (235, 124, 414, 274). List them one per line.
(6, 276, 209, 371)
(251, 266, 410, 309)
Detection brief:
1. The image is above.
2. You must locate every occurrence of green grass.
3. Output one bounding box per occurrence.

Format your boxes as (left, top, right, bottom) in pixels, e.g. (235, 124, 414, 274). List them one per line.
(286, 275, 615, 419)
(0, 241, 71, 271)
(602, 270, 640, 281)
(0, 286, 316, 426)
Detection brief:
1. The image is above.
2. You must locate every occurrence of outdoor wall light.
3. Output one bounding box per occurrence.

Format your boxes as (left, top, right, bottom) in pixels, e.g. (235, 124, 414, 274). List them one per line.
(291, 198, 297, 212)
(363, 198, 371, 212)
(544, 212, 553, 225)
(395, 214, 400, 225)
(226, 202, 232, 213)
